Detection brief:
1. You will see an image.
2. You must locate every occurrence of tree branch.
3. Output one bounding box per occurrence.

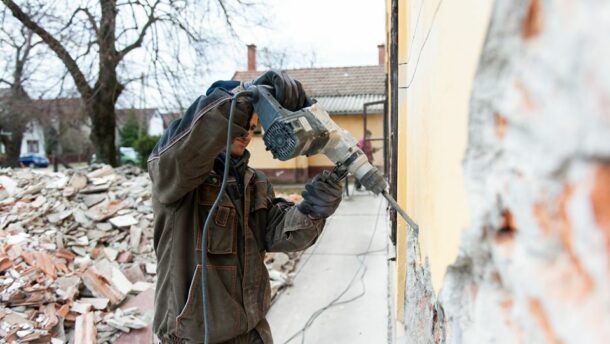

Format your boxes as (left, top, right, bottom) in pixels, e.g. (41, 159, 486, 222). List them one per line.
(62, 7, 99, 39)
(216, 0, 237, 36)
(1, 0, 93, 99)
(116, 0, 160, 62)
(0, 78, 13, 87)
(79, 7, 99, 38)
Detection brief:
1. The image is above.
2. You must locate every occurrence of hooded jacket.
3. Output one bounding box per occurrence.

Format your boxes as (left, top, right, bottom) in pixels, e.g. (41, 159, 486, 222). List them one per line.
(148, 85, 325, 343)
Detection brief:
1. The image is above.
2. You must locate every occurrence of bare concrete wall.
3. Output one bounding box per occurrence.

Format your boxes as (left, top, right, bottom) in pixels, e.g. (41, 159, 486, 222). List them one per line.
(437, 0, 610, 342)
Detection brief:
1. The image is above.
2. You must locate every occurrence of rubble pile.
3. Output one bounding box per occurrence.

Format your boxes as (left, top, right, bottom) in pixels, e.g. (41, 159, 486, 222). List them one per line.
(264, 251, 301, 302)
(0, 165, 154, 343)
(264, 192, 306, 301)
(0, 166, 304, 343)
(275, 192, 303, 205)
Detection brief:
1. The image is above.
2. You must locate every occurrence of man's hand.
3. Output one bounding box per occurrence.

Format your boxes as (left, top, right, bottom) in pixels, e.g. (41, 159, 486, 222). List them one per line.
(297, 171, 343, 220)
(247, 70, 309, 111)
(205, 80, 253, 130)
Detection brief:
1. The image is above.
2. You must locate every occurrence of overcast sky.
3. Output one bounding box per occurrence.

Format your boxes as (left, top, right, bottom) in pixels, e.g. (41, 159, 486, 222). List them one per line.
(1, 0, 385, 110)
(206, 0, 386, 85)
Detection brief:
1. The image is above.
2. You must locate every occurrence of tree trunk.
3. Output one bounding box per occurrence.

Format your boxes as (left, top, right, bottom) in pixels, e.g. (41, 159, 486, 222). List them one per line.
(88, 94, 118, 167)
(5, 130, 23, 168)
(85, 0, 121, 167)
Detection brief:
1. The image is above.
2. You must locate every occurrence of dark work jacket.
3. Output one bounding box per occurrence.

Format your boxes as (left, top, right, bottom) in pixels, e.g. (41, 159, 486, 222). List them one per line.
(148, 87, 325, 344)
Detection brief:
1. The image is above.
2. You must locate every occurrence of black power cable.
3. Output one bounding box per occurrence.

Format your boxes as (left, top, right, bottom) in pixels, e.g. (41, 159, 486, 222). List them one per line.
(201, 90, 253, 344)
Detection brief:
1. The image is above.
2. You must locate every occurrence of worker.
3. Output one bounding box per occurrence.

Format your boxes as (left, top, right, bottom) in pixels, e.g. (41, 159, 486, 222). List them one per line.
(354, 129, 378, 191)
(148, 70, 343, 344)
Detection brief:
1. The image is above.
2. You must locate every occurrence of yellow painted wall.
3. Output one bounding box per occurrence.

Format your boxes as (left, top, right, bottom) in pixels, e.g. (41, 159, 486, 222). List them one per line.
(249, 113, 385, 172)
(391, 0, 493, 319)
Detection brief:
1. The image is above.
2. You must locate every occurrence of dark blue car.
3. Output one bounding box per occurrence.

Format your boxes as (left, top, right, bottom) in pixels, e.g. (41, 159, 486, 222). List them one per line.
(19, 154, 50, 168)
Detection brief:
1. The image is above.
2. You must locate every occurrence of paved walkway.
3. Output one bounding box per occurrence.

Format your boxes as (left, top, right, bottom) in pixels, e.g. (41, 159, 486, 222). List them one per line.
(268, 188, 390, 344)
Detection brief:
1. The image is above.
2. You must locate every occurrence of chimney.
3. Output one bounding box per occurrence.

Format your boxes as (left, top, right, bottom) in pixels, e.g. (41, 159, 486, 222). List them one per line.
(247, 44, 257, 71)
(378, 44, 386, 65)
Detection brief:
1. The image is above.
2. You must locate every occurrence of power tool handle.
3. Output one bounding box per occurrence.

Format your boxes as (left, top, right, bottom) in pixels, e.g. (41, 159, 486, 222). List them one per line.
(323, 165, 348, 185)
(249, 85, 284, 131)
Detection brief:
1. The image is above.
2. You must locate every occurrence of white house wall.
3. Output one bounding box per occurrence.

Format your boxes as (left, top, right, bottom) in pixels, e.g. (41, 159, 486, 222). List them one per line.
(147, 111, 164, 136)
(20, 120, 46, 156)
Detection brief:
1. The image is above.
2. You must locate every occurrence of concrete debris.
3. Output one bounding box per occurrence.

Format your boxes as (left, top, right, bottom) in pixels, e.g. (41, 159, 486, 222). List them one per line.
(85, 199, 125, 222)
(82, 262, 129, 306)
(79, 298, 110, 310)
(109, 215, 138, 228)
(82, 194, 105, 208)
(0, 176, 18, 200)
(74, 311, 96, 344)
(0, 165, 152, 343)
(131, 281, 154, 293)
(264, 251, 301, 301)
(0, 165, 305, 343)
(144, 263, 156, 275)
(71, 302, 93, 314)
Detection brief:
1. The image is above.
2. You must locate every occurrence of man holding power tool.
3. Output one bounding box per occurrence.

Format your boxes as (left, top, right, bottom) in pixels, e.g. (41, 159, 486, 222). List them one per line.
(149, 70, 343, 344)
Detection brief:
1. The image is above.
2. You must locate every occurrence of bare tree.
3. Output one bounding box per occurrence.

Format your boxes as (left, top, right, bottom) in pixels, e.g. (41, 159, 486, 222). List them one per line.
(0, 8, 43, 167)
(1, 0, 263, 166)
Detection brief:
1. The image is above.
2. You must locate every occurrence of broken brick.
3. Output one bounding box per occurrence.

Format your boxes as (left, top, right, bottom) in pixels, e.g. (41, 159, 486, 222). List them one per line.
(0, 255, 13, 272)
(56, 248, 76, 262)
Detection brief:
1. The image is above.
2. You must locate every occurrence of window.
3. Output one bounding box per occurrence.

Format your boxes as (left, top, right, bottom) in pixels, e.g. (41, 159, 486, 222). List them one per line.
(27, 140, 39, 154)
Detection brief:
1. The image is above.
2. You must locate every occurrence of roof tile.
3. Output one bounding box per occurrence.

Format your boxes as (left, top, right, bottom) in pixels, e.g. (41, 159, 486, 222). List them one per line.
(232, 65, 386, 97)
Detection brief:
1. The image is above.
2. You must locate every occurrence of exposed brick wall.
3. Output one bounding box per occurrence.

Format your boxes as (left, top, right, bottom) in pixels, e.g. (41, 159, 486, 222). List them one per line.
(437, 0, 610, 342)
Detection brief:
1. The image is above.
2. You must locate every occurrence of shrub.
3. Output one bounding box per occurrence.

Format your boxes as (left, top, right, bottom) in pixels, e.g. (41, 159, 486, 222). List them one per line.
(133, 134, 159, 170)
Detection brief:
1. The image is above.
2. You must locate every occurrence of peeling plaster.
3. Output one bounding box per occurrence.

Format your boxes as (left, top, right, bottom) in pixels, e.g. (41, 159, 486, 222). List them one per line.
(402, 225, 445, 343)
(398, 0, 610, 342)
(435, 0, 610, 343)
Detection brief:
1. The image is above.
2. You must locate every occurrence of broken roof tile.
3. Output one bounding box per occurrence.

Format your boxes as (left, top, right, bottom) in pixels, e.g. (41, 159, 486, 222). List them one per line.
(74, 311, 96, 344)
(85, 200, 125, 222)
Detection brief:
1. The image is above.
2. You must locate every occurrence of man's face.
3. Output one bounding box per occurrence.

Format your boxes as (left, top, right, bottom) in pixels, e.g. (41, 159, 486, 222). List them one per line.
(230, 114, 258, 157)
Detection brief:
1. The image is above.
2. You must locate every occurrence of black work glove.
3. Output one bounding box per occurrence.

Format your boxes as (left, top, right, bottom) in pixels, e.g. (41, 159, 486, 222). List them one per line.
(249, 69, 309, 111)
(297, 171, 343, 220)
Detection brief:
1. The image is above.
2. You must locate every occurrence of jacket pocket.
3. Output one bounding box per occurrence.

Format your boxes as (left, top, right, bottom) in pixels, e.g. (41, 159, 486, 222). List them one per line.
(206, 205, 237, 254)
(199, 175, 234, 207)
(198, 178, 237, 255)
(176, 264, 246, 343)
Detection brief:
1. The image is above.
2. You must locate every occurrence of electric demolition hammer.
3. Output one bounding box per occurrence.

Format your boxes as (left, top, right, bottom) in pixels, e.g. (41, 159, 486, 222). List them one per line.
(249, 85, 410, 221)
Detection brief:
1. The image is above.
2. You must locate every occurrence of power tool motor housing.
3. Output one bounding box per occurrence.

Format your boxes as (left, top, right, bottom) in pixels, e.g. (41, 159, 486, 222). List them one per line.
(250, 85, 388, 195)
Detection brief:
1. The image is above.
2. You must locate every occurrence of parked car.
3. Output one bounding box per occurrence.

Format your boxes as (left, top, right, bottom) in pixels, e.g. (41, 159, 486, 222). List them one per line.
(89, 147, 142, 166)
(19, 154, 49, 168)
